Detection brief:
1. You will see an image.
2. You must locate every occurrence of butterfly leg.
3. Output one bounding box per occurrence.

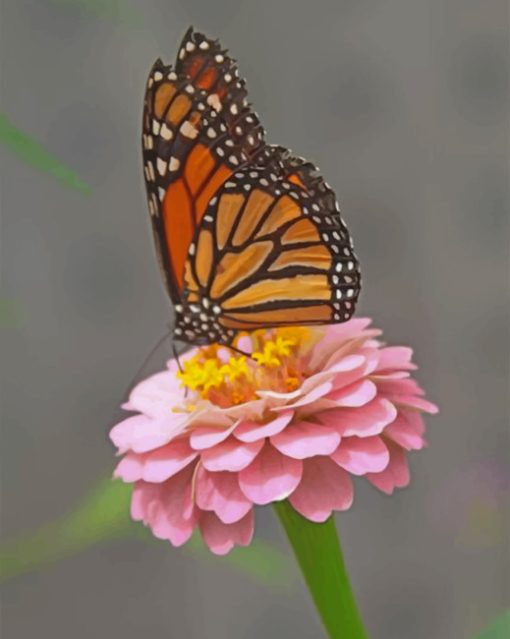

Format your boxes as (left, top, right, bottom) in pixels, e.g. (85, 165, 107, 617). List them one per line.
(172, 340, 184, 374)
(217, 335, 256, 360)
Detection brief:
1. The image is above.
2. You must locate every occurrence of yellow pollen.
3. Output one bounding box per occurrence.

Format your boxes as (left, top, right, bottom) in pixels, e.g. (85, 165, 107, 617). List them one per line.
(224, 356, 249, 382)
(285, 376, 300, 392)
(176, 327, 312, 405)
(231, 390, 244, 405)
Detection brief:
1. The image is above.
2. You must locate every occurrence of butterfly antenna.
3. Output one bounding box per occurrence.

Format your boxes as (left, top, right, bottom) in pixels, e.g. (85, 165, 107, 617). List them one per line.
(119, 328, 173, 403)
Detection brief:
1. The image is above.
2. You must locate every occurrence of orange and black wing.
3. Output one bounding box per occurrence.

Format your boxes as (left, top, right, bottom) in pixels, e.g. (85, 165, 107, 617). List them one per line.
(182, 161, 361, 332)
(142, 27, 266, 303)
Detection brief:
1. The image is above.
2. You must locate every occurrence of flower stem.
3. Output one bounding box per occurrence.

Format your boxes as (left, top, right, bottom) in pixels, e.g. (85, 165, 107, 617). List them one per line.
(274, 500, 369, 639)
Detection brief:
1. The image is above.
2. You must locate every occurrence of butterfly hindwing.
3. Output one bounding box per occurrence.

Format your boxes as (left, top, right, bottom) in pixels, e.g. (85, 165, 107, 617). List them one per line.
(181, 165, 360, 337)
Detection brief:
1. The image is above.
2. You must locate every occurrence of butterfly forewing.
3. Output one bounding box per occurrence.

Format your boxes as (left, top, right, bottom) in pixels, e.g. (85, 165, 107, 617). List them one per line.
(141, 28, 266, 302)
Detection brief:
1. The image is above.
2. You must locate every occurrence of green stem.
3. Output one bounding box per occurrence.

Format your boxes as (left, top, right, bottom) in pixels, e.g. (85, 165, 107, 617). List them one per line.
(274, 500, 369, 639)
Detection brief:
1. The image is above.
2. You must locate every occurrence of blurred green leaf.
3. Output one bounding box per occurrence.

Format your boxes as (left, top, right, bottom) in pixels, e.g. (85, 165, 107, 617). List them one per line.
(0, 297, 23, 329)
(50, 0, 143, 25)
(473, 611, 510, 639)
(0, 478, 294, 588)
(0, 114, 90, 194)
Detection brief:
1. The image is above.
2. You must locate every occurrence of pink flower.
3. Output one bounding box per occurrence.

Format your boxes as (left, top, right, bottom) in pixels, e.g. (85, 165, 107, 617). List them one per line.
(110, 319, 438, 555)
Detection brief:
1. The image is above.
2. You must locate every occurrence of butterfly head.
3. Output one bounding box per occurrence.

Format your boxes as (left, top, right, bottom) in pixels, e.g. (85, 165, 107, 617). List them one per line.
(172, 299, 234, 347)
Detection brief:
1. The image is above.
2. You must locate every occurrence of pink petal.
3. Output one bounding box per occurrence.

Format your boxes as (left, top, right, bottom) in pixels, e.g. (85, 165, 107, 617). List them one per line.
(375, 346, 416, 372)
(200, 437, 264, 472)
(289, 457, 353, 522)
(234, 411, 294, 443)
(385, 410, 426, 450)
(130, 480, 157, 521)
(216, 347, 232, 364)
(376, 377, 426, 397)
(324, 354, 371, 388)
(115, 439, 197, 483)
(200, 510, 254, 555)
(115, 453, 145, 482)
(327, 354, 366, 374)
(258, 370, 337, 406)
(367, 443, 410, 494)
(110, 413, 188, 454)
(308, 318, 378, 369)
(270, 421, 341, 459)
(144, 440, 198, 482)
(282, 381, 335, 409)
(326, 352, 377, 388)
(395, 396, 439, 414)
(239, 444, 303, 505)
(195, 467, 252, 524)
(127, 370, 183, 418)
(317, 397, 397, 437)
(236, 335, 253, 354)
(329, 379, 377, 407)
(189, 421, 238, 450)
(186, 407, 234, 429)
(131, 465, 197, 546)
(331, 436, 389, 475)
(222, 398, 267, 422)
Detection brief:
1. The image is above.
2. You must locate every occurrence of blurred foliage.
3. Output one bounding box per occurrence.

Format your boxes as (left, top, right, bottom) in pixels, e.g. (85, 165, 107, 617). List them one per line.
(0, 113, 90, 194)
(0, 297, 23, 329)
(49, 0, 143, 25)
(0, 477, 294, 588)
(473, 611, 510, 639)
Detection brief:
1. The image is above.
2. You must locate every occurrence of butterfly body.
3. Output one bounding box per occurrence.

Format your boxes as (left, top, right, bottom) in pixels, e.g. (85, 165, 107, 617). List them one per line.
(142, 28, 361, 347)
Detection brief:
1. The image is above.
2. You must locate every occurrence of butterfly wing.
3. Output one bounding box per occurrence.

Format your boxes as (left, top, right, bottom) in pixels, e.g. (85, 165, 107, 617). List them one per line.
(182, 162, 361, 333)
(141, 28, 265, 303)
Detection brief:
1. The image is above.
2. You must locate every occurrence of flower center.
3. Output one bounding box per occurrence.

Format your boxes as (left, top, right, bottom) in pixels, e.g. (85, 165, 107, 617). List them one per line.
(177, 327, 314, 407)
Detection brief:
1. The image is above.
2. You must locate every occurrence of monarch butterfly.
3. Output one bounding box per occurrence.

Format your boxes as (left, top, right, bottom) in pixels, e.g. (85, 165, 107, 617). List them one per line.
(142, 27, 360, 347)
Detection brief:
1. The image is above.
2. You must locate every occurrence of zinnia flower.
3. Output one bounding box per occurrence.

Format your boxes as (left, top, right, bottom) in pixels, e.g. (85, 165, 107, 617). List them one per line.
(110, 319, 437, 555)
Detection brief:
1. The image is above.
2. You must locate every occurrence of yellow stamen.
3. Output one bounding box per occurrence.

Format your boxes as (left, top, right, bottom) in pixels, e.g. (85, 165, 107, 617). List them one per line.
(285, 376, 300, 392)
(177, 327, 313, 406)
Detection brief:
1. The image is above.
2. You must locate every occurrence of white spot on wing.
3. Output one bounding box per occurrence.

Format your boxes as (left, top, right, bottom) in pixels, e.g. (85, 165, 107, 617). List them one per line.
(156, 158, 167, 175)
(169, 157, 180, 171)
(180, 121, 198, 139)
(160, 123, 173, 140)
(207, 94, 222, 112)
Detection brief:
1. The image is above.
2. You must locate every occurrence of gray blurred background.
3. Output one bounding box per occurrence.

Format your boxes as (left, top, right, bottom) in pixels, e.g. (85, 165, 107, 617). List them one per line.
(1, 1, 508, 637)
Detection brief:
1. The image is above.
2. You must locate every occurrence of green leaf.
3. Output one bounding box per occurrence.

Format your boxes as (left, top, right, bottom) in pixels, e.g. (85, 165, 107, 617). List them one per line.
(0, 478, 293, 589)
(0, 114, 90, 194)
(274, 500, 369, 639)
(473, 611, 510, 639)
(50, 0, 143, 25)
